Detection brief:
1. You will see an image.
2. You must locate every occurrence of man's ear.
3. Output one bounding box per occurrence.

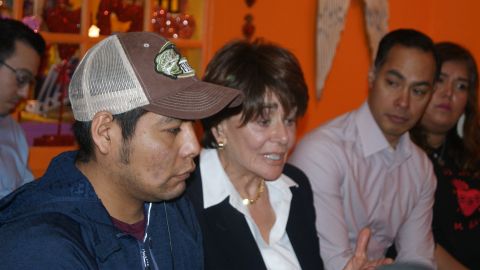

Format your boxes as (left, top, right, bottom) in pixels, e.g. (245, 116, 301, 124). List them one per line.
(91, 111, 115, 155)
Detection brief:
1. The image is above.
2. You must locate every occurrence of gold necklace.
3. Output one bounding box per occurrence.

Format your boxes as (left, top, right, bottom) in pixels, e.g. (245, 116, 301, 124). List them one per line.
(241, 180, 265, 205)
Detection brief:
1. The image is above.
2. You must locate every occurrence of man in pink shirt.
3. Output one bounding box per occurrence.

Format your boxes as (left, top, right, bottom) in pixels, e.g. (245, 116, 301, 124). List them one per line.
(290, 29, 439, 270)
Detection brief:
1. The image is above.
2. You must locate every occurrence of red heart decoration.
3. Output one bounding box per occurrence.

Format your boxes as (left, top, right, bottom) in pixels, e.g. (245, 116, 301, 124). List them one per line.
(453, 179, 480, 217)
(456, 189, 480, 217)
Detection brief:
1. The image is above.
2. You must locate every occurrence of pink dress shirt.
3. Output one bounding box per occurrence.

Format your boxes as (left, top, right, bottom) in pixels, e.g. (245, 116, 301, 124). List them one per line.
(289, 102, 436, 270)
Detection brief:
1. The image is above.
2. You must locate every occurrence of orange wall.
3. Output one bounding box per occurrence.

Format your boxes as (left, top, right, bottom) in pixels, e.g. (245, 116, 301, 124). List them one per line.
(429, 1, 480, 65)
(206, 0, 480, 140)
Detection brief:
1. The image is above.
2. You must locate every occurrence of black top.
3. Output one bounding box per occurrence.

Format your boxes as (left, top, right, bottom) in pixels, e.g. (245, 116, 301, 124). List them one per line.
(186, 161, 324, 270)
(429, 146, 480, 270)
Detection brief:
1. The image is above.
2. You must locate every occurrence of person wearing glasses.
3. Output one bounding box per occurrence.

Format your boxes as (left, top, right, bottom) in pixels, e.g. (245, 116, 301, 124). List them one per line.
(0, 18, 45, 198)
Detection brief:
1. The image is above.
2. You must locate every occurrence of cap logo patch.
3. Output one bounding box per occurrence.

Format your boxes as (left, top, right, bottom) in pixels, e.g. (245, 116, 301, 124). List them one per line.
(155, 41, 195, 79)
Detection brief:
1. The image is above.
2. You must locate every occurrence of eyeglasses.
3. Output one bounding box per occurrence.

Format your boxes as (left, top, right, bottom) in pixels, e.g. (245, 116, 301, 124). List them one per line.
(0, 60, 36, 88)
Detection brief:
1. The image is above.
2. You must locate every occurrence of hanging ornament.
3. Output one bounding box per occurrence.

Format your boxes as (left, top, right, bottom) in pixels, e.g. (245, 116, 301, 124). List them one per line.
(245, 0, 256, 8)
(176, 13, 195, 39)
(242, 14, 255, 41)
(364, 0, 389, 60)
(164, 12, 179, 38)
(315, 0, 389, 99)
(152, 0, 196, 39)
(152, 6, 168, 34)
(315, 0, 350, 99)
(242, 0, 256, 41)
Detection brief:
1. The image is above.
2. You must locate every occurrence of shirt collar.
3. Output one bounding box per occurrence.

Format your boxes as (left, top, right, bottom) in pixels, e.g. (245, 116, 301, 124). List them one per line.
(356, 102, 412, 158)
(199, 148, 298, 209)
(199, 148, 230, 209)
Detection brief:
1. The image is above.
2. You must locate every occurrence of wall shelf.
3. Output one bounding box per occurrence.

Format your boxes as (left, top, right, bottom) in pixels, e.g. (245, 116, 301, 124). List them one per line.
(10, 0, 207, 58)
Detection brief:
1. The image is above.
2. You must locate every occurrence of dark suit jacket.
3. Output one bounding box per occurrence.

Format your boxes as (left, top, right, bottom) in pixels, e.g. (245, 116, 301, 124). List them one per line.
(186, 161, 324, 270)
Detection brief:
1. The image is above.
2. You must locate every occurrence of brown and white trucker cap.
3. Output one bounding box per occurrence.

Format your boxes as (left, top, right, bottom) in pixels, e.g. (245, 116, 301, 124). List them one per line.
(69, 32, 243, 121)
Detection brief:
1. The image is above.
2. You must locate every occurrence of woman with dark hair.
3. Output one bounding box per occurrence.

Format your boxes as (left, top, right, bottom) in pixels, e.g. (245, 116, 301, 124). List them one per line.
(185, 39, 391, 270)
(185, 39, 322, 270)
(411, 42, 480, 270)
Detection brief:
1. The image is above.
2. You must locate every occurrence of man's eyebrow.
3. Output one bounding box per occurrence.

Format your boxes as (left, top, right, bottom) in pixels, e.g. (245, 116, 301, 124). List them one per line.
(412, 81, 433, 88)
(386, 69, 405, 80)
(386, 69, 433, 88)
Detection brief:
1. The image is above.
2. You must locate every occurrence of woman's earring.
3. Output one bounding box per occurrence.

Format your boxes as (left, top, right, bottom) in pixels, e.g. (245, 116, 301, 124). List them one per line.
(457, 113, 466, 138)
(217, 141, 225, 150)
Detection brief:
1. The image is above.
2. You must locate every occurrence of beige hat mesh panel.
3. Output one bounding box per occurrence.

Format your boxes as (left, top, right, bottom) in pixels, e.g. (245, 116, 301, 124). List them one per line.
(69, 36, 149, 121)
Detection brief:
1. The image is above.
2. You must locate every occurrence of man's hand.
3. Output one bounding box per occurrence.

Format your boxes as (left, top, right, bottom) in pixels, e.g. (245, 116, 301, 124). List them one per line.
(343, 228, 394, 270)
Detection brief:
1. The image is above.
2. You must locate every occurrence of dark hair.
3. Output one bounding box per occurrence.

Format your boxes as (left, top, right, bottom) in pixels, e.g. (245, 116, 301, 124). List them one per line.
(374, 29, 440, 78)
(0, 18, 46, 61)
(201, 39, 308, 148)
(73, 108, 148, 163)
(411, 42, 480, 172)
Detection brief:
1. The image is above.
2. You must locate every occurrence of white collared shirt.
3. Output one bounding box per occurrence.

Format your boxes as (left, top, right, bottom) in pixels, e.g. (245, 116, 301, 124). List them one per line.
(200, 148, 301, 270)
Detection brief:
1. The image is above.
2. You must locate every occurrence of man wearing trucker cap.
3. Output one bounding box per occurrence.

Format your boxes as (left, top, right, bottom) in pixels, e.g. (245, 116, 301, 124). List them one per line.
(0, 32, 243, 269)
